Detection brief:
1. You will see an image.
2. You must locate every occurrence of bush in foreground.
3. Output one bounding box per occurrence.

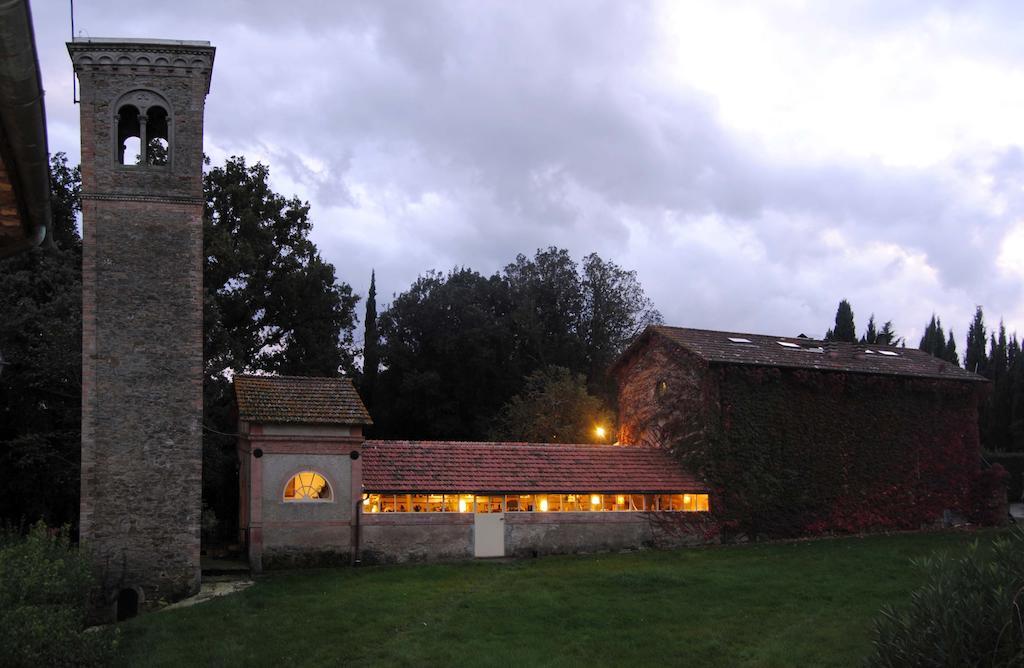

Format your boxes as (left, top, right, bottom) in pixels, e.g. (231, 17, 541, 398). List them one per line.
(867, 528, 1024, 667)
(0, 523, 117, 667)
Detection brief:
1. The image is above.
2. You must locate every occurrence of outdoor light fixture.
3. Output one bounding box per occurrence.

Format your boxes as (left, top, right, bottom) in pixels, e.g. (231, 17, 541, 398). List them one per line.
(590, 494, 601, 506)
(594, 425, 607, 439)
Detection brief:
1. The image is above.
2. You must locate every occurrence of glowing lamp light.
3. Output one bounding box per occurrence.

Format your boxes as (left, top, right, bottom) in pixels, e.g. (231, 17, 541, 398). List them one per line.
(459, 498, 468, 513)
(590, 494, 601, 506)
(540, 498, 549, 512)
(616, 495, 625, 505)
(371, 504, 379, 513)
(683, 494, 692, 504)
(594, 426, 607, 439)
(362, 496, 370, 506)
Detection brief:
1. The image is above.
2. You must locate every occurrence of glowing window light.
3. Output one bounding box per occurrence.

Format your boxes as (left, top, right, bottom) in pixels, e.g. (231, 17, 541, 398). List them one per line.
(616, 495, 625, 505)
(283, 471, 331, 501)
(590, 494, 601, 507)
(595, 425, 607, 439)
(540, 497, 549, 512)
(683, 494, 691, 504)
(459, 498, 468, 513)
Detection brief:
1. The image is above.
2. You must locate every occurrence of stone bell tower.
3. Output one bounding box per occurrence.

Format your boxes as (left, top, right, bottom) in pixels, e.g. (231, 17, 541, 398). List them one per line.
(68, 38, 214, 617)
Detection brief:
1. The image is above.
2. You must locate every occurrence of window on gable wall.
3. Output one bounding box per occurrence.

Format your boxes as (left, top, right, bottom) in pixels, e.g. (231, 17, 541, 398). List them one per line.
(284, 471, 332, 501)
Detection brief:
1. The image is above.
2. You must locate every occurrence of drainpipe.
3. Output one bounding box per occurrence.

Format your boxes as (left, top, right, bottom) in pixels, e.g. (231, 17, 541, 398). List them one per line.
(351, 498, 361, 566)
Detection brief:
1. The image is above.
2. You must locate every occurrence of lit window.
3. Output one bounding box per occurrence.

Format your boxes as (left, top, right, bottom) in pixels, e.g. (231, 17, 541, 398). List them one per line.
(696, 494, 710, 512)
(629, 494, 645, 511)
(411, 494, 428, 512)
(364, 493, 381, 513)
(458, 494, 474, 513)
(442, 495, 459, 512)
(283, 471, 332, 501)
(427, 494, 445, 512)
(562, 494, 580, 511)
(475, 496, 503, 513)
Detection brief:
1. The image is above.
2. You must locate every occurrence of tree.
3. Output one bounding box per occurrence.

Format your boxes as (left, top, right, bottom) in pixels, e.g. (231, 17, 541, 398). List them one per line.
(965, 306, 988, 375)
(361, 270, 379, 418)
(580, 253, 662, 397)
(490, 366, 614, 443)
(375, 269, 517, 439)
(503, 247, 586, 373)
(825, 299, 856, 342)
(945, 331, 960, 366)
(374, 249, 660, 439)
(202, 156, 360, 537)
(0, 154, 82, 526)
(919, 314, 948, 358)
(861, 315, 879, 345)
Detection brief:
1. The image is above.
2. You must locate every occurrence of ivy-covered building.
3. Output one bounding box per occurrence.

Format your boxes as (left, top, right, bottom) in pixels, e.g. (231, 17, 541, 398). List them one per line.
(234, 325, 998, 568)
(612, 325, 992, 537)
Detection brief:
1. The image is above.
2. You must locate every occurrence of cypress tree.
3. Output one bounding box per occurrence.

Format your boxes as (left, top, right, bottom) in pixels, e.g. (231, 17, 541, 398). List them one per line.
(945, 330, 960, 366)
(861, 315, 879, 344)
(918, 314, 946, 358)
(965, 306, 988, 375)
(826, 299, 856, 342)
(361, 270, 379, 415)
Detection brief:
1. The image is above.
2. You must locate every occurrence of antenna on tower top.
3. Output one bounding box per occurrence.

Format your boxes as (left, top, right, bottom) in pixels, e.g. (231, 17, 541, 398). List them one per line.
(70, 0, 79, 103)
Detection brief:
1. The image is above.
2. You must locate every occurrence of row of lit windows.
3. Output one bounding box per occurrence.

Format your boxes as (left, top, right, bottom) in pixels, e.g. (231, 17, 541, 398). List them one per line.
(362, 493, 710, 513)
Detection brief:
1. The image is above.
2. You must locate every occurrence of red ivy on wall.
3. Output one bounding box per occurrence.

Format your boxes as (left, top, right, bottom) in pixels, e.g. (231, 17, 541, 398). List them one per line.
(669, 366, 1001, 539)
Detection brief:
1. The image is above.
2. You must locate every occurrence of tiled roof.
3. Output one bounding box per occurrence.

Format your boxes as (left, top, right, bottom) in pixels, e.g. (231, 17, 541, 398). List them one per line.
(617, 325, 985, 383)
(234, 375, 372, 425)
(361, 441, 706, 492)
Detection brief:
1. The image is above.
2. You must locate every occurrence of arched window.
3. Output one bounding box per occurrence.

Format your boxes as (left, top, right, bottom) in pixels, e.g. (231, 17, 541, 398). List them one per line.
(283, 471, 332, 501)
(116, 104, 141, 165)
(114, 90, 172, 166)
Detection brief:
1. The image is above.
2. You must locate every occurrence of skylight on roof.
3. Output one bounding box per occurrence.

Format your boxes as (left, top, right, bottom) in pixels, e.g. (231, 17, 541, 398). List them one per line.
(865, 349, 876, 354)
(728, 337, 753, 344)
(878, 350, 899, 357)
(776, 341, 800, 348)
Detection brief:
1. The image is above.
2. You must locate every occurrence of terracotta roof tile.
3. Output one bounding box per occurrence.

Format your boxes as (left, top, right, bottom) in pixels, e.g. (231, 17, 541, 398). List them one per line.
(234, 375, 372, 425)
(361, 440, 705, 492)
(617, 325, 985, 383)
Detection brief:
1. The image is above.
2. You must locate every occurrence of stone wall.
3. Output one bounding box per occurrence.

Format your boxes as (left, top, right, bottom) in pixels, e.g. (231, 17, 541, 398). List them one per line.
(72, 39, 214, 617)
(614, 334, 717, 451)
(260, 452, 355, 568)
(358, 512, 710, 564)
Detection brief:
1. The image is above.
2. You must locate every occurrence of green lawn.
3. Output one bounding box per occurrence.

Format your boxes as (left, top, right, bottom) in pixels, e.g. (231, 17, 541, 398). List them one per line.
(117, 529, 1003, 667)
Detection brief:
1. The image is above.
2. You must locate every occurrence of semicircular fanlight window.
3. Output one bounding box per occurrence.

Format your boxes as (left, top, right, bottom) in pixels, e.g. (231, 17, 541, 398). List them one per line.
(284, 471, 331, 501)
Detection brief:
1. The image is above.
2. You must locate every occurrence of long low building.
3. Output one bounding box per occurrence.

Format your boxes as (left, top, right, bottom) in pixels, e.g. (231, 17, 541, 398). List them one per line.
(234, 375, 712, 570)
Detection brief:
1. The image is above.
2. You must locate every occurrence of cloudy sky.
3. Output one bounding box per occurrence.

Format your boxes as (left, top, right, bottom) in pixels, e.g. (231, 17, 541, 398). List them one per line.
(31, 1, 1024, 347)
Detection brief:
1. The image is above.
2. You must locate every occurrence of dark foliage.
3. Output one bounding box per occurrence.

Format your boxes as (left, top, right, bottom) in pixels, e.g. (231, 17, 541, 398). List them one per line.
(0, 524, 117, 666)
(490, 365, 614, 443)
(0, 155, 82, 527)
(824, 299, 857, 342)
(664, 366, 987, 539)
(202, 156, 360, 539)
(361, 271, 379, 420)
(374, 248, 659, 439)
(919, 314, 959, 364)
(867, 528, 1024, 668)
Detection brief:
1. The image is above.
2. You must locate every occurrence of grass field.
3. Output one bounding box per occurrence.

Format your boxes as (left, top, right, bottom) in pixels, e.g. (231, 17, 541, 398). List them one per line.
(116, 529, 1003, 667)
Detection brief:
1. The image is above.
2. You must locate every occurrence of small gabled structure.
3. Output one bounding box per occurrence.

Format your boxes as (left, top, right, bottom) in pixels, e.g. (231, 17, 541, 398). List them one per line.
(235, 375, 371, 572)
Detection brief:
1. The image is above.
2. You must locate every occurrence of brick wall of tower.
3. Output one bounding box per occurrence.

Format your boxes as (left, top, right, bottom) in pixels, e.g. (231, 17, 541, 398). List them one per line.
(71, 39, 214, 614)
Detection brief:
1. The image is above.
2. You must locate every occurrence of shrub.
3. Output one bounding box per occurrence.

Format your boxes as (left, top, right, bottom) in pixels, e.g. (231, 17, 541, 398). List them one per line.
(0, 523, 118, 667)
(866, 528, 1024, 667)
